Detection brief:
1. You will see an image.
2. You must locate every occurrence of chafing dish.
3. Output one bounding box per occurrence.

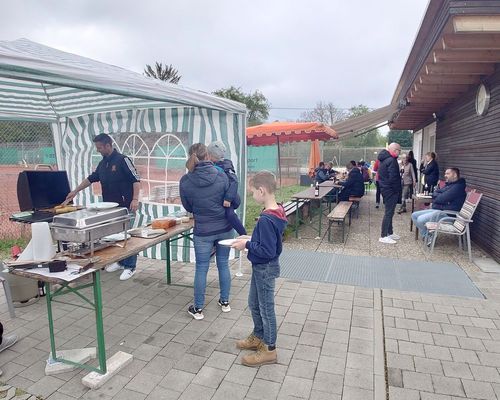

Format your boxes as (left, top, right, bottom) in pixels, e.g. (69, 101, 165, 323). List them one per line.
(50, 207, 132, 255)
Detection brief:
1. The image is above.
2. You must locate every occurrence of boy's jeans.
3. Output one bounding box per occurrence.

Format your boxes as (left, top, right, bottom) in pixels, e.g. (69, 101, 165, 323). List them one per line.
(248, 260, 280, 347)
(193, 231, 233, 309)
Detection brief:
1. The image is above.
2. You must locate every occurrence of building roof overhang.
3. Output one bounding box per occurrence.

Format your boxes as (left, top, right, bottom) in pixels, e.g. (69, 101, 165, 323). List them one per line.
(390, 0, 500, 130)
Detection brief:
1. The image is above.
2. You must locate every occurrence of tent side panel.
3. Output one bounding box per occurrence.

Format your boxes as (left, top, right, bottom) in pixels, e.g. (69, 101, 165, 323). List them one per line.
(60, 106, 246, 262)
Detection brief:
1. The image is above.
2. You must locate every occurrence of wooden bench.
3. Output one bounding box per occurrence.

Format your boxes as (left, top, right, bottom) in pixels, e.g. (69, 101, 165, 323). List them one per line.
(349, 196, 362, 219)
(283, 199, 309, 217)
(327, 201, 352, 243)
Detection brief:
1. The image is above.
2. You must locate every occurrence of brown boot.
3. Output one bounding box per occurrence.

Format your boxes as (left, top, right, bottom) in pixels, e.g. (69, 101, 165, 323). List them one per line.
(241, 343, 277, 367)
(236, 333, 264, 350)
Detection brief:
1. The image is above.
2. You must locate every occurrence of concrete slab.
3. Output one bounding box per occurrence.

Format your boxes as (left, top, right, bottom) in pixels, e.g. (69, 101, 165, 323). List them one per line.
(81, 351, 133, 389)
(45, 347, 96, 376)
(474, 257, 500, 273)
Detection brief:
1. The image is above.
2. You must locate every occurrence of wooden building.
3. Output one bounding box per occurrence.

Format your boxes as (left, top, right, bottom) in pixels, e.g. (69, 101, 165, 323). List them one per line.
(389, 0, 500, 262)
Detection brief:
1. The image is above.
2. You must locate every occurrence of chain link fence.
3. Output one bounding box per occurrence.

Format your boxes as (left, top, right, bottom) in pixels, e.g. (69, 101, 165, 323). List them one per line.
(0, 121, 55, 239)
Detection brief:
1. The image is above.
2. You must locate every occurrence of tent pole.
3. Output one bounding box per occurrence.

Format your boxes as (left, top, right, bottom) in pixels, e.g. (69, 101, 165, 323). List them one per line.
(276, 134, 282, 189)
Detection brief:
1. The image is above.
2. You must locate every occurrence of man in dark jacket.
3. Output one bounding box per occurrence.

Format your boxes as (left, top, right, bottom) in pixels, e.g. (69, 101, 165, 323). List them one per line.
(411, 168, 466, 238)
(377, 143, 402, 244)
(64, 133, 141, 280)
(338, 163, 364, 201)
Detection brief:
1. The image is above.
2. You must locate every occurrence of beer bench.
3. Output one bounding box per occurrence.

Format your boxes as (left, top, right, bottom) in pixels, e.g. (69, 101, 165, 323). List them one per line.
(349, 196, 362, 219)
(327, 201, 353, 243)
(283, 199, 309, 218)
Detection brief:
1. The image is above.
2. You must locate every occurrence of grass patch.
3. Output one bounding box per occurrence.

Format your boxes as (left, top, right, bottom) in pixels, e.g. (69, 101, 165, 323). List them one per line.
(244, 184, 302, 233)
(0, 237, 28, 260)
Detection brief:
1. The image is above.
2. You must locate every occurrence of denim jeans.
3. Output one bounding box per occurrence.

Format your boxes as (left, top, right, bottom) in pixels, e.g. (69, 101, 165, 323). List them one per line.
(381, 191, 399, 237)
(118, 219, 137, 270)
(248, 260, 280, 347)
(119, 255, 137, 270)
(193, 230, 233, 309)
(411, 209, 446, 238)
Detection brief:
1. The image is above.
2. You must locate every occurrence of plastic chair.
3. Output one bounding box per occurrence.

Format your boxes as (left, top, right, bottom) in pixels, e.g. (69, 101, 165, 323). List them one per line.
(425, 192, 482, 261)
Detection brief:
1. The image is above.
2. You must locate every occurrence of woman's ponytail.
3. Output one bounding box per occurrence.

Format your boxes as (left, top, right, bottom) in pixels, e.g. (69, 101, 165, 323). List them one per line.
(186, 143, 208, 173)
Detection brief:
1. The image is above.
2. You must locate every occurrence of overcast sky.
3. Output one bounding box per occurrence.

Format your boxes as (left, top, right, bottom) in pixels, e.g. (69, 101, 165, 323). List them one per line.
(1, 0, 428, 121)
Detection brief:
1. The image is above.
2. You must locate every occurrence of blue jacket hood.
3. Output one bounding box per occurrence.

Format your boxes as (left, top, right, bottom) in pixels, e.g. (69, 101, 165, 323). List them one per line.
(184, 161, 219, 188)
(179, 161, 232, 236)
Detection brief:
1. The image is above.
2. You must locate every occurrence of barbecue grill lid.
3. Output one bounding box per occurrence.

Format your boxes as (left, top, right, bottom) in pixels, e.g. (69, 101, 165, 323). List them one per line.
(17, 170, 71, 211)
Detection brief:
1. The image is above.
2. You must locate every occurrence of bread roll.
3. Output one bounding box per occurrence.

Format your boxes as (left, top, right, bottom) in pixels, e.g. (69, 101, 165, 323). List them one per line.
(151, 218, 177, 229)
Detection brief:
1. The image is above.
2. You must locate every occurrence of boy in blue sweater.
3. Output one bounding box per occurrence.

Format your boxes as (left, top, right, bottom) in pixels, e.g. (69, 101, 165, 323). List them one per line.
(232, 171, 287, 367)
(207, 141, 247, 236)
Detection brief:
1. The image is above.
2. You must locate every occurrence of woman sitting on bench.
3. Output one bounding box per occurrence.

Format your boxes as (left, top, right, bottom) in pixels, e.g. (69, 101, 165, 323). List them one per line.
(338, 162, 364, 201)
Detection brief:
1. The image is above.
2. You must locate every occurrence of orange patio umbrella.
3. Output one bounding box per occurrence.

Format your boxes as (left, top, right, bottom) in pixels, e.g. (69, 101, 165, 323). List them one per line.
(308, 140, 321, 178)
(246, 122, 337, 186)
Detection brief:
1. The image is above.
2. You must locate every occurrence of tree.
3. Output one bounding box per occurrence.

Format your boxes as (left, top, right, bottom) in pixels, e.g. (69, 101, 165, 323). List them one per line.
(299, 102, 347, 125)
(144, 62, 181, 84)
(387, 130, 413, 147)
(213, 86, 270, 126)
(341, 104, 385, 147)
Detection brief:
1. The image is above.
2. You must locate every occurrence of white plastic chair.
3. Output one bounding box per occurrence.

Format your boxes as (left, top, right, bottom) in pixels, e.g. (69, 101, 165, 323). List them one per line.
(425, 191, 482, 261)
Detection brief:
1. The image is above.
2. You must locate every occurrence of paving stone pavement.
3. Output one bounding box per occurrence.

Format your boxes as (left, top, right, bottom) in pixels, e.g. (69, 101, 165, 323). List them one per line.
(0, 190, 499, 399)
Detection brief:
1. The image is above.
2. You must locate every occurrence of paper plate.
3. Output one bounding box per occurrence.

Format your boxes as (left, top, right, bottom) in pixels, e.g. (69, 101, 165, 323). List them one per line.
(88, 202, 119, 210)
(219, 239, 237, 247)
(101, 232, 131, 242)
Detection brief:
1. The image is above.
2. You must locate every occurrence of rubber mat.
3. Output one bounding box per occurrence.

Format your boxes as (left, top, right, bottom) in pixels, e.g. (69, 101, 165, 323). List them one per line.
(279, 250, 483, 298)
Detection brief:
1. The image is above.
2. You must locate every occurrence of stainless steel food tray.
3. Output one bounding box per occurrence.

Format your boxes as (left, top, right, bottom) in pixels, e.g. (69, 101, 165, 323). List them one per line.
(52, 207, 129, 229)
(50, 217, 131, 243)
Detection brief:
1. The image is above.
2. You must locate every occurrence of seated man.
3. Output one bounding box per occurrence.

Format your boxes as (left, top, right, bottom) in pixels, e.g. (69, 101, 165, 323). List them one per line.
(338, 162, 364, 201)
(315, 161, 330, 183)
(411, 167, 466, 239)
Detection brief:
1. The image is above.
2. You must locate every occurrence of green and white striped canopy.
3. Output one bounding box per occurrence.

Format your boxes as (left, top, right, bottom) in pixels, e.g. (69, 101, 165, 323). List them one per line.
(0, 38, 246, 122)
(0, 39, 247, 263)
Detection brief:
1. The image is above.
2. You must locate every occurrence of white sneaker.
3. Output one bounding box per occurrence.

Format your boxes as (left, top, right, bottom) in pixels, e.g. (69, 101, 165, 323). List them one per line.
(0, 334, 18, 353)
(379, 236, 397, 244)
(105, 262, 123, 272)
(218, 299, 231, 313)
(389, 234, 401, 241)
(119, 269, 136, 281)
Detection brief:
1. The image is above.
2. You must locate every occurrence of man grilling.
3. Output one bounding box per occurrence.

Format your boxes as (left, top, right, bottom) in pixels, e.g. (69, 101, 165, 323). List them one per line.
(64, 133, 140, 281)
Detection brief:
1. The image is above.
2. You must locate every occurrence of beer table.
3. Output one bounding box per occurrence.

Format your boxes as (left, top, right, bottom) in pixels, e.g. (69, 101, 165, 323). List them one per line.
(291, 186, 337, 238)
(9, 221, 193, 388)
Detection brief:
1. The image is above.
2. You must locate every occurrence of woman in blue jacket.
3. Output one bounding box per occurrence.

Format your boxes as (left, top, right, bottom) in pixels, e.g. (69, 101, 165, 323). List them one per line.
(421, 152, 439, 191)
(180, 143, 233, 320)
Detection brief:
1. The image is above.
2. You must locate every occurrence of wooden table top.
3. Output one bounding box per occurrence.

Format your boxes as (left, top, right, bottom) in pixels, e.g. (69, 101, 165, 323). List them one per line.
(320, 180, 343, 188)
(9, 221, 194, 283)
(292, 186, 335, 200)
(412, 194, 433, 203)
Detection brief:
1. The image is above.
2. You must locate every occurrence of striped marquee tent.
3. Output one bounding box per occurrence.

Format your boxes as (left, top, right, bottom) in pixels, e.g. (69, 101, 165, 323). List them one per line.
(0, 38, 247, 261)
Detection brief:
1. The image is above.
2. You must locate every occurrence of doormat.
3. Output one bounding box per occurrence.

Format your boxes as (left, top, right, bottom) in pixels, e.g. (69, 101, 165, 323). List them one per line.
(280, 249, 483, 298)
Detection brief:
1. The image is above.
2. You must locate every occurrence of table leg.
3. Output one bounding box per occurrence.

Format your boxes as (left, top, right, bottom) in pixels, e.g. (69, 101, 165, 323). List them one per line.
(318, 200, 323, 237)
(92, 271, 107, 374)
(410, 198, 415, 231)
(166, 238, 171, 284)
(294, 198, 299, 238)
(45, 282, 57, 362)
